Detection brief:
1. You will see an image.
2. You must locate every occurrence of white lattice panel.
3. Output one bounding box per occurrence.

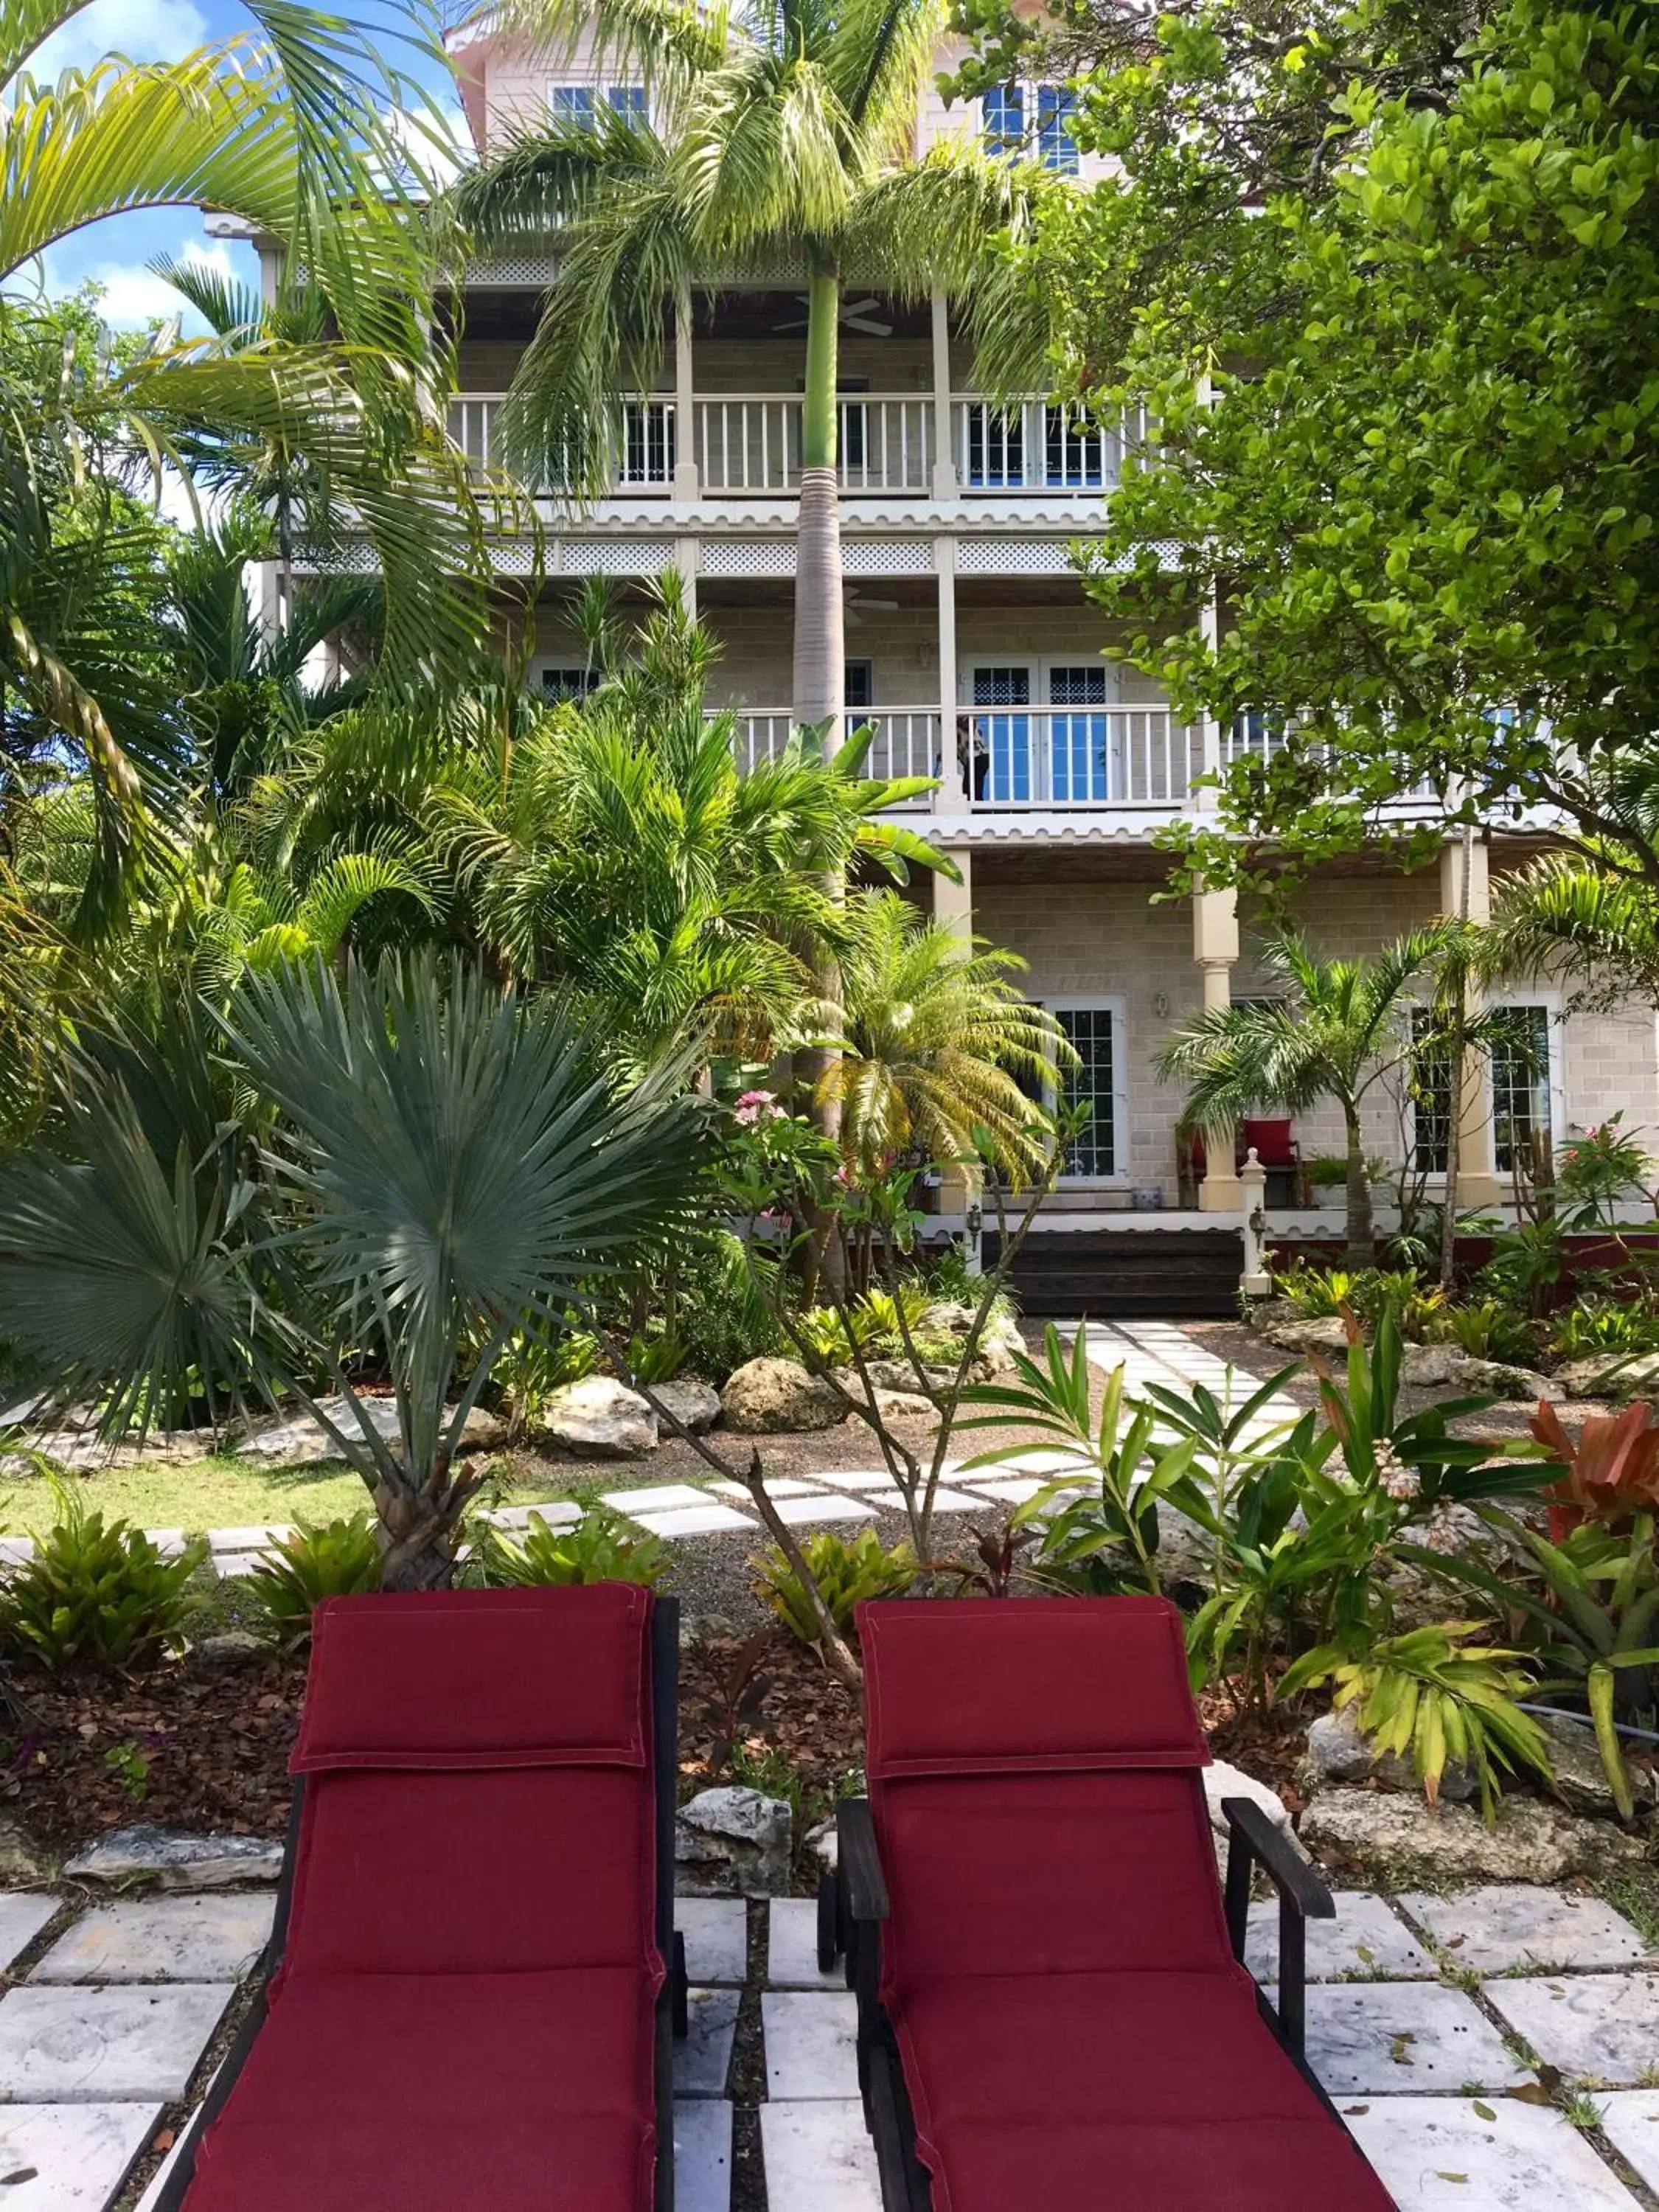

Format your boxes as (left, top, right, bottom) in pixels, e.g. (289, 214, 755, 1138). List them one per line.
(698, 539, 796, 577)
(560, 539, 674, 575)
(466, 255, 557, 286)
(841, 540, 931, 575)
(956, 538, 1077, 575)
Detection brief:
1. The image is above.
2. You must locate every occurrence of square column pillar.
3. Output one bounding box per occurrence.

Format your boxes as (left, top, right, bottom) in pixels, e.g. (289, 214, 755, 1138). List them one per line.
(1194, 591, 1222, 809)
(933, 847, 977, 1219)
(936, 540, 963, 801)
(672, 291, 700, 502)
(1193, 886, 1245, 1211)
(1440, 833, 1505, 1207)
(930, 291, 959, 501)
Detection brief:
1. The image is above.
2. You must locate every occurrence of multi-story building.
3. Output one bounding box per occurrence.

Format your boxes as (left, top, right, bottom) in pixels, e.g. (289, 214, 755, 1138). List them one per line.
(223, 14, 1659, 1308)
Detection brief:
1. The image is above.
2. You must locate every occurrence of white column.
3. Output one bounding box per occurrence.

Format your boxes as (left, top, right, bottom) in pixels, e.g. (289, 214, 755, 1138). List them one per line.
(675, 537, 699, 623)
(936, 539, 961, 805)
(672, 290, 700, 502)
(1441, 832, 1505, 1206)
(1195, 589, 1222, 807)
(934, 847, 977, 1226)
(1193, 886, 1244, 1211)
(930, 291, 958, 501)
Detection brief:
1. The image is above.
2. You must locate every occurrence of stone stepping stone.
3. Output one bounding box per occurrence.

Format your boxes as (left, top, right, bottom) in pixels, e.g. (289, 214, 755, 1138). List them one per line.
(708, 1479, 827, 1501)
(630, 1504, 757, 1537)
(762, 1992, 860, 2100)
(760, 2100, 880, 2209)
(206, 1526, 291, 1555)
(1246, 1891, 1434, 1984)
(673, 2098, 734, 2212)
(1402, 1886, 1653, 1975)
(1596, 2090, 1659, 2192)
(1486, 1972, 1659, 2086)
(474, 1503, 582, 1530)
(142, 1531, 187, 1559)
(807, 1470, 907, 1491)
(0, 1895, 60, 1973)
(603, 1484, 711, 1514)
(64, 1830, 283, 1891)
(33, 1896, 275, 1986)
(676, 1899, 747, 1988)
(1302, 1983, 1531, 2096)
(674, 1988, 740, 2098)
(1345, 2093, 1643, 2210)
(897, 1488, 986, 1515)
(957, 1475, 1046, 1504)
(768, 1497, 875, 1527)
(768, 1899, 845, 1992)
(209, 1554, 266, 1579)
(0, 1983, 234, 2101)
(0, 2101, 162, 2209)
(0, 1540, 35, 1566)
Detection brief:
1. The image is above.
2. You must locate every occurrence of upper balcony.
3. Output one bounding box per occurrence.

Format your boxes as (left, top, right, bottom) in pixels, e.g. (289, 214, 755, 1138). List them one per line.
(446, 393, 1149, 508)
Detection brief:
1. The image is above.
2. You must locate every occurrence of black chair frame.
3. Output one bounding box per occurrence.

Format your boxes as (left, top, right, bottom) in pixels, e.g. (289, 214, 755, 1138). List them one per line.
(150, 1594, 687, 2212)
(817, 1792, 1366, 2212)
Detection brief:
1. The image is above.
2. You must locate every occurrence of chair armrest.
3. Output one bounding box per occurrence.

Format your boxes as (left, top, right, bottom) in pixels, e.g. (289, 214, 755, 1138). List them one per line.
(838, 1798, 889, 1924)
(1220, 1798, 1331, 2058)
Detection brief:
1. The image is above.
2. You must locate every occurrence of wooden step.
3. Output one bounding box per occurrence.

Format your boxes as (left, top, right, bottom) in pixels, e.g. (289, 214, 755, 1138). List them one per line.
(984, 1229, 1243, 1320)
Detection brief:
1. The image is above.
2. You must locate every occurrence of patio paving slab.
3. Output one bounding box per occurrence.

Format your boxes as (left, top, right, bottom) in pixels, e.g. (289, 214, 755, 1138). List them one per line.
(759, 2100, 880, 2208)
(674, 1988, 740, 2099)
(602, 1484, 710, 1514)
(804, 1470, 904, 1490)
(630, 1504, 757, 1537)
(475, 1502, 581, 1530)
(708, 1479, 827, 1501)
(32, 1897, 274, 1986)
(205, 1526, 290, 1554)
(1343, 2094, 1643, 2210)
(768, 1497, 875, 1527)
(1484, 1972, 1659, 2085)
(672, 2098, 734, 2212)
(1303, 1983, 1532, 2096)
(768, 1899, 845, 1992)
(0, 1894, 60, 1973)
(1401, 1887, 1653, 1975)
(1595, 2090, 1659, 2192)
(762, 1992, 860, 2101)
(676, 1899, 748, 1989)
(1246, 1891, 1435, 1984)
(0, 1984, 234, 2103)
(0, 2101, 161, 2210)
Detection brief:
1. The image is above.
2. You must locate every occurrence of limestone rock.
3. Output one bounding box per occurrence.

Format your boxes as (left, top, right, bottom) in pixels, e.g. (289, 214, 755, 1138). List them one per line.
(0, 1818, 55, 1886)
(1301, 1788, 1646, 1887)
(540, 1376, 658, 1458)
(871, 1388, 936, 1422)
(648, 1379, 722, 1436)
(65, 1826, 285, 1890)
(720, 1358, 848, 1434)
(187, 1632, 267, 1671)
(1203, 1760, 1307, 1857)
(1264, 1316, 1351, 1357)
(1538, 1713, 1659, 1820)
(1400, 1343, 1470, 1389)
(1557, 1352, 1659, 1402)
(1301, 1707, 1478, 1805)
(675, 1787, 793, 1896)
(1400, 1344, 1559, 1403)
(241, 1395, 505, 1466)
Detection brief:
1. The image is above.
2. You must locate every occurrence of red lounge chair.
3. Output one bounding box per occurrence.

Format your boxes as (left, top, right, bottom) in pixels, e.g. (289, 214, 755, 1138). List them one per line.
(819, 1596, 1395, 2211)
(156, 1585, 685, 2212)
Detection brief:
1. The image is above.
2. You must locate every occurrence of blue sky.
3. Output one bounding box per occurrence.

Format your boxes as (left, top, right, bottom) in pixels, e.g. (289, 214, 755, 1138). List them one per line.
(24, 0, 465, 332)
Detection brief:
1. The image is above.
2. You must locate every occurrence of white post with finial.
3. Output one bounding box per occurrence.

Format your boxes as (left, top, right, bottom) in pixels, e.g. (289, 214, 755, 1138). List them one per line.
(1239, 1147, 1271, 1298)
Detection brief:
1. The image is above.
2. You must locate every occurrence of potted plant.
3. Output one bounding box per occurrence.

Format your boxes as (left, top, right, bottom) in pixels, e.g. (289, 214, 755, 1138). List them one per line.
(1306, 1156, 1348, 1211)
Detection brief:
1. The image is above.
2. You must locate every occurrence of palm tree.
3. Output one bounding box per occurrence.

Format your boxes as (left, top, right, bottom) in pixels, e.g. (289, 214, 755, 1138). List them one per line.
(821, 888, 1066, 1180)
(451, 0, 1051, 736)
(1155, 923, 1470, 1263)
(0, 958, 703, 1587)
(1489, 854, 1659, 1012)
(0, 0, 501, 894)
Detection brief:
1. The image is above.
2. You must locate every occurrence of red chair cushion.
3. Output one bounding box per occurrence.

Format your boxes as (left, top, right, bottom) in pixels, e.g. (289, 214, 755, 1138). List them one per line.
(919, 2118, 1395, 2212)
(1241, 1117, 1297, 1169)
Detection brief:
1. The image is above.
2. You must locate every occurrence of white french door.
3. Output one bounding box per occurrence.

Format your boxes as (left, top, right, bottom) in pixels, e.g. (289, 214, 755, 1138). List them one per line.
(1046, 998, 1130, 1181)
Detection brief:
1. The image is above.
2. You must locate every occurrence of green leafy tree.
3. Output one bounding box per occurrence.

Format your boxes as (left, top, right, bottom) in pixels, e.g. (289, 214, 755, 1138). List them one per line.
(0, 958, 706, 1587)
(1154, 923, 1467, 1261)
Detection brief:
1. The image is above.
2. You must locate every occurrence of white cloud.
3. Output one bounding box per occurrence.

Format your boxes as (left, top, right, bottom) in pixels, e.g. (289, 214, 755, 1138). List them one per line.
(25, 0, 209, 76)
(64, 242, 240, 333)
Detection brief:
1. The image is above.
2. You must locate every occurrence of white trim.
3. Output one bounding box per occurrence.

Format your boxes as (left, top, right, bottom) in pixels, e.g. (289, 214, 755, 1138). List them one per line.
(1486, 988, 1566, 1161)
(1041, 995, 1130, 1186)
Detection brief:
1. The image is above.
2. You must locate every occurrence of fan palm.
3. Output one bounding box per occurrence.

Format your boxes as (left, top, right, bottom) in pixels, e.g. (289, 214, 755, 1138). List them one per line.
(0, 0, 501, 899)
(1489, 854, 1659, 1012)
(451, 0, 1053, 734)
(819, 888, 1066, 1180)
(0, 958, 706, 1587)
(1155, 924, 1470, 1262)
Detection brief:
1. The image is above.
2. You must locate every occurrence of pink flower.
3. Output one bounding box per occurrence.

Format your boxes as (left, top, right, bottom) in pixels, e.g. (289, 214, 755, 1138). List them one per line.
(734, 1088, 777, 1127)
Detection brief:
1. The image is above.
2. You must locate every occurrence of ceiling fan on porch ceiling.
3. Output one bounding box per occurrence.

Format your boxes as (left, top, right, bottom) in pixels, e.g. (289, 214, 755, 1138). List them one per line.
(844, 585, 899, 625)
(773, 293, 894, 336)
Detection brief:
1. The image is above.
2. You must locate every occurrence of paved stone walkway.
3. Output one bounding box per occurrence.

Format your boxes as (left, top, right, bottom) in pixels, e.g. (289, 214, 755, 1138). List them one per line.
(4, 1879, 1651, 2208)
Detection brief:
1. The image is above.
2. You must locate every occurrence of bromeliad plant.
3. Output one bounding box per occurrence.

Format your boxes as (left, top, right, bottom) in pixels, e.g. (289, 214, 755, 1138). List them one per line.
(0, 1487, 206, 1671)
(475, 1507, 667, 1590)
(246, 1516, 383, 1651)
(0, 958, 706, 1590)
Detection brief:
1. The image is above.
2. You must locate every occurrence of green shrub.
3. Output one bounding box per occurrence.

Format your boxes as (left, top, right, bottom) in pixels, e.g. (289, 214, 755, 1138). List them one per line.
(246, 1515, 383, 1650)
(476, 1506, 666, 1588)
(1304, 1155, 1348, 1189)
(0, 1488, 206, 1669)
(625, 1330, 687, 1384)
(794, 1284, 933, 1364)
(1442, 1298, 1539, 1365)
(1551, 1300, 1659, 1363)
(490, 1317, 599, 1435)
(755, 1528, 917, 1646)
(669, 1231, 781, 1380)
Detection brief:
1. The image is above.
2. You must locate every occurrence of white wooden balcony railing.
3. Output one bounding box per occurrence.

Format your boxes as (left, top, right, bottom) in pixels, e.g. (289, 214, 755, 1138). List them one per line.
(725, 707, 1200, 807)
(448, 394, 1148, 497)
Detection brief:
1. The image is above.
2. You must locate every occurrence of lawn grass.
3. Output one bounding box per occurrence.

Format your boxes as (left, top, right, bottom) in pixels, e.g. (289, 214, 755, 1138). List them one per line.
(0, 1455, 574, 1536)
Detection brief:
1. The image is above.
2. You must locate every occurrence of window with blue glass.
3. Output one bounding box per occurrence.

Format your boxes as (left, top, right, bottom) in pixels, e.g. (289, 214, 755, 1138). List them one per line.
(981, 83, 1024, 154)
(1037, 85, 1078, 173)
(608, 85, 647, 119)
(550, 86, 594, 125)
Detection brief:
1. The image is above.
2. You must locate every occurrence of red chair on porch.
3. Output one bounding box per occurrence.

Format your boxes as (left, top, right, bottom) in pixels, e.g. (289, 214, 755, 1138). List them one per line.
(156, 1585, 684, 2212)
(820, 1597, 1395, 2211)
(1179, 1119, 1309, 1206)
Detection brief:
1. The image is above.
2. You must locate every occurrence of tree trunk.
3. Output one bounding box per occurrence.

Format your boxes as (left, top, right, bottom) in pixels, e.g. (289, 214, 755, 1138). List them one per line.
(375, 1481, 465, 1591)
(794, 265, 846, 1290)
(1343, 1101, 1374, 1267)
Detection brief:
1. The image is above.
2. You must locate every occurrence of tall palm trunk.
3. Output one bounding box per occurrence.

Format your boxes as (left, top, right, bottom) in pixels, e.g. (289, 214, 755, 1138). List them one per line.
(1341, 1097, 1374, 1266)
(795, 266, 846, 1288)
